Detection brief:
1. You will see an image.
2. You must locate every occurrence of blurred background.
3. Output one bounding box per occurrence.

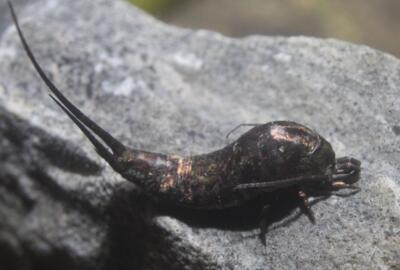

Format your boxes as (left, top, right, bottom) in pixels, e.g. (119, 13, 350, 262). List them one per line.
(128, 0, 400, 58)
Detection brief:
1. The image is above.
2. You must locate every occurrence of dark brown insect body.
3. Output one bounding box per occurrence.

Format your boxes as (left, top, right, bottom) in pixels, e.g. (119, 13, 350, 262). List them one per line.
(115, 121, 339, 210)
(9, 2, 361, 240)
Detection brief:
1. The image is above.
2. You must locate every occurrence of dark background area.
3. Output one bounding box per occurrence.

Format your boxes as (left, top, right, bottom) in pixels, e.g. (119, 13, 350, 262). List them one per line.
(130, 0, 400, 58)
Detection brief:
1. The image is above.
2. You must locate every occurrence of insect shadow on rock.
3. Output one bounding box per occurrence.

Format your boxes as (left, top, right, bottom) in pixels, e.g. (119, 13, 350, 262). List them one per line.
(8, 2, 361, 245)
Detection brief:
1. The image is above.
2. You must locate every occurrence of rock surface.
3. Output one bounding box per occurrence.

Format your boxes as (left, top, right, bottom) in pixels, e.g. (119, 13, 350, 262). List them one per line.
(0, 0, 399, 269)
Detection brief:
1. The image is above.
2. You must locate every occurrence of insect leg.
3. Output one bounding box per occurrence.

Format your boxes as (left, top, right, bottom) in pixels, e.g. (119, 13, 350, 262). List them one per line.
(330, 157, 361, 191)
(225, 123, 262, 139)
(234, 174, 330, 190)
(331, 170, 360, 190)
(8, 1, 126, 157)
(335, 157, 361, 174)
(331, 182, 361, 191)
(258, 205, 271, 246)
(298, 190, 315, 224)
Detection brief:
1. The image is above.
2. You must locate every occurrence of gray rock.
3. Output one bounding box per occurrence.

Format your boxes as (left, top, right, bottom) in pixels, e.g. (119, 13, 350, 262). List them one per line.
(0, 0, 399, 269)
(0, 0, 31, 34)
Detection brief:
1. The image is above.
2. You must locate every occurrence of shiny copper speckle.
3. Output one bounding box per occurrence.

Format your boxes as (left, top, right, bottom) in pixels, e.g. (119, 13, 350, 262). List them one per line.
(270, 125, 319, 152)
(159, 174, 176, 192)
(176, 158, 193, 178)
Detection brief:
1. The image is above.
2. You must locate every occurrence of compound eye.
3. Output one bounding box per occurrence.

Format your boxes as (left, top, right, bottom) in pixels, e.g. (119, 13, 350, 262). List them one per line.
(306, 135, 321, 155)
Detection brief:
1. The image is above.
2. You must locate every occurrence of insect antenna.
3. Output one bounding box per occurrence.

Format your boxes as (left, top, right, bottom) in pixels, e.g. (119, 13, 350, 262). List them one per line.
(8, 1, 126, 157)
(225, 123, 262, 139)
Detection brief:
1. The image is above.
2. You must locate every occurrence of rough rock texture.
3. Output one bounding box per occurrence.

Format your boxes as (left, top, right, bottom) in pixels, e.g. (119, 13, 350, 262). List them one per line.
(0, 0, 399, 269)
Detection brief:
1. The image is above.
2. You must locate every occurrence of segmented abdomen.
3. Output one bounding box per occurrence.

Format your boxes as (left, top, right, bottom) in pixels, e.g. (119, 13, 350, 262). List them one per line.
(146, 145, 248, 209)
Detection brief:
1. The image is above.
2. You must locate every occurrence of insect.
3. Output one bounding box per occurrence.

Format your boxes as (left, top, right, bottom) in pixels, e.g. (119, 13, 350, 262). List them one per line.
(9, 2, 360, 242)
